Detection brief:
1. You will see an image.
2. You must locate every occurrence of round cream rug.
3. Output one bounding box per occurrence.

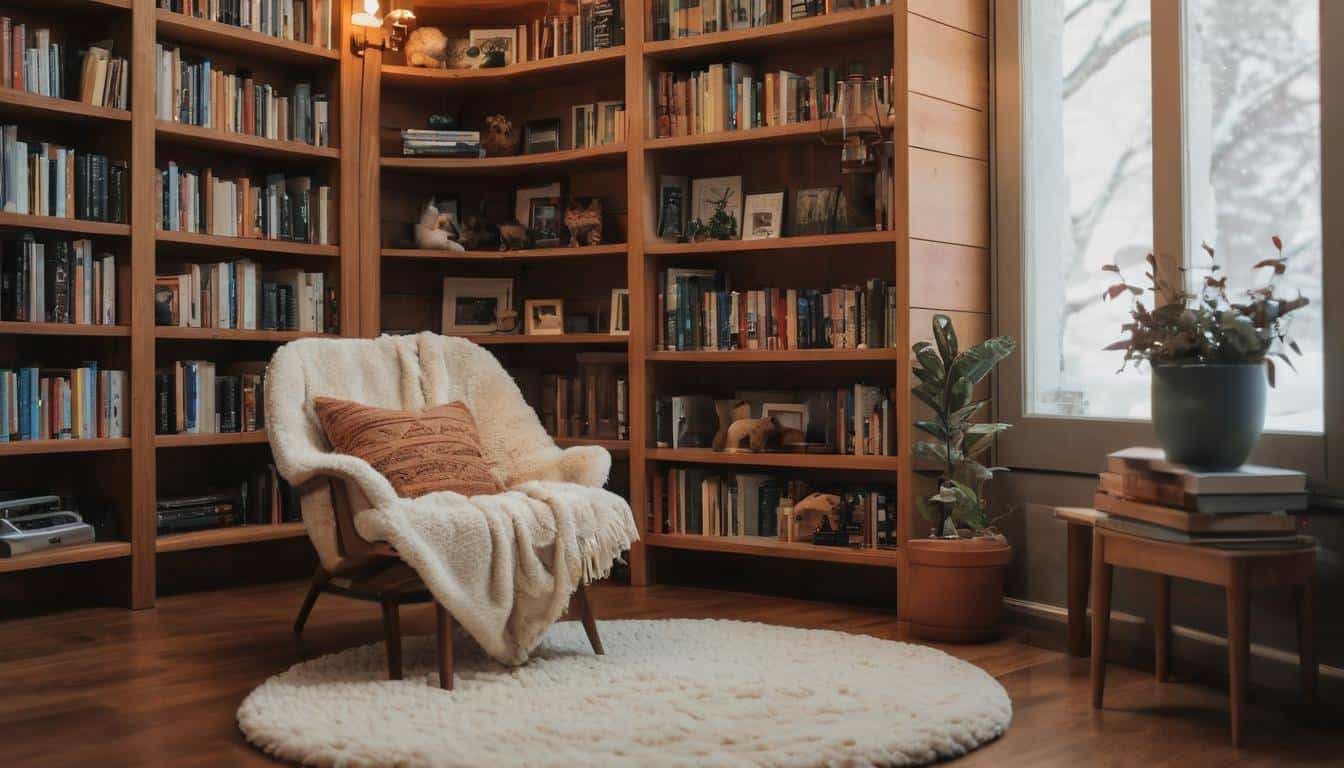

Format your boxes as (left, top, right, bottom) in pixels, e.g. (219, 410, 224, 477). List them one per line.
(239, 619, 1011, 767)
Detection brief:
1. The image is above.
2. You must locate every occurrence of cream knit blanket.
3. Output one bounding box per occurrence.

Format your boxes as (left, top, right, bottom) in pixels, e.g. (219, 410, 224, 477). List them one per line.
(266, 333, 639, 665)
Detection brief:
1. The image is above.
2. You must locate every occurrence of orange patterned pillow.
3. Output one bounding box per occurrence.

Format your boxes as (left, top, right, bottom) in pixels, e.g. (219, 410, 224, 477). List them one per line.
(313, 397, 504, 499)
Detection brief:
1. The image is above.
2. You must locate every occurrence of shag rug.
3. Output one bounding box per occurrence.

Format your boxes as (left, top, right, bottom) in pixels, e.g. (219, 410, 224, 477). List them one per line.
(238, 619, 1012, 767)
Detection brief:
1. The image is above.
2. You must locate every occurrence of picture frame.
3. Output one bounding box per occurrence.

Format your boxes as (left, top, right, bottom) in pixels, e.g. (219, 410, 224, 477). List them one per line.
(571, 103, 596, 149)
(595, 100, 625, 146)
(609, 289, 630, 335)
(792, 185, 841, 236)
(523, 119, 562, 154)
(468, 28, 517, 66)
(515, 182, 563, 226)
(442, 277, 514, 335)
(742, 191, 785, 240)
(528, 197, 564, 247)
(525, 299, 565, 335)
(656, 175, 689, 241)
(762, 402, 808, 434)
(690, 175, 743, 239)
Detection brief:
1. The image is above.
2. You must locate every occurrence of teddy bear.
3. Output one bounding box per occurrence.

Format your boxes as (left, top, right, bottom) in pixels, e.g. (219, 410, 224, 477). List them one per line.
(404, 27, 449, 68)
(481, 114, 520, 157)
(788, 493, 843, 543)
(564, 197, 603, 247)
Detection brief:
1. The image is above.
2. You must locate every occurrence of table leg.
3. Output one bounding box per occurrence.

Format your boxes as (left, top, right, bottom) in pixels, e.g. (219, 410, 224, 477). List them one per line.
(1155, 573, 1171, 682)
(1296, 566, 1317, 706)
(1067, 522, 1093, 657)
(1225, 562, 1249, 748)
(1090, 529, 1112, 709)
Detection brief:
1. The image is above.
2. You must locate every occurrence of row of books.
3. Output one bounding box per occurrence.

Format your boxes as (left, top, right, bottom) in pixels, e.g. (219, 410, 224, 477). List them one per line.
(651, 0, 888, 41)
(154, 359, 265, 435)
(1093, 447, 1308, 549)
(0, 364, 127, 442)
(657, 268, 896, 351)
(156, 165, 333, 245)
(519, 0, 624, 62)
(655, 64, 890, 137)
(155, 46, 329, 146)
(0, 126, 127, 223)
(155, 263, 326, 332)
(572, 101, 626, 150)
(656, 387, 893, 456)
(157, 470, 300, 535)
(0, 22, 131, 110)
(513, 354, 629, 441)
(1, 236, 116, 325)
(400, 129, 480, 158)
(157, 1, 335, 49)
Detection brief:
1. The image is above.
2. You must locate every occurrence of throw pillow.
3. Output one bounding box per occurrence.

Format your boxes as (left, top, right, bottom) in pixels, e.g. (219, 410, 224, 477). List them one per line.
(313, 397, 505, 499)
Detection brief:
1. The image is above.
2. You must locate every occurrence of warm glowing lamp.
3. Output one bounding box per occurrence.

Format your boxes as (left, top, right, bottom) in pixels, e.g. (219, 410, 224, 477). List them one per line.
(352, 0, 416, 54)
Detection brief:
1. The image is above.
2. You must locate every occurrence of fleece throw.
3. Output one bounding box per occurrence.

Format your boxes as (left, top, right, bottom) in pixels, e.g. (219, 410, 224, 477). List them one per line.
(266, 333, 639, 666)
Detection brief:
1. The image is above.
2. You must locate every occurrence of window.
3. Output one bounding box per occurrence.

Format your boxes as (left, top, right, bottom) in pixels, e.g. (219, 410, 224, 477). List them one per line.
(1022, 0, 1154, 420)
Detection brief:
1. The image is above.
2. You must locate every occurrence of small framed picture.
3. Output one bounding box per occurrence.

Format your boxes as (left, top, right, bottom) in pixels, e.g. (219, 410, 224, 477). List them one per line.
(609, 289, 630, 335)
(792, 186, 841, 236)
(762, 402, 808, 434)
(742, 191, 785, 240)
(523, 119, 561, 154)
(656, 175, 689, 241)
(571, 103, 595, 149)
(525, 299, 565, 335)
(515, 182, 563, 226)
(442, 277, 514, 335)
(468, 28, 517, 66)
(596, 100, 625, 145)
(690, 175, 743, 239)
(529, 197, 564, 246)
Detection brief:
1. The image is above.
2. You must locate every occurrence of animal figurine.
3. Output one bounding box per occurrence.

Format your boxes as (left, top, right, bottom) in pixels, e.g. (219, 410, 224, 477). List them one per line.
(413, 200, 464, 251)
(456, 214, 498, 251)
(711, 401, 750, 451)
(498, 220, 530, 251)
(789, 493, 843, 543)
(564, 197, 603, 247)
(404, 27, 450, 68)
(481, 114, 520, 157)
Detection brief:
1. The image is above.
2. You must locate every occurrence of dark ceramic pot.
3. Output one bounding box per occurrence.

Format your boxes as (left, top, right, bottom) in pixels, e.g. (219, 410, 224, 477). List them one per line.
(1151, 363, 1266, 469)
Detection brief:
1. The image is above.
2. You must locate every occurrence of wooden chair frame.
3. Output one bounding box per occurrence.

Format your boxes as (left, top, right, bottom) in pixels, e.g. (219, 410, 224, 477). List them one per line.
(293, 478, 604, 689)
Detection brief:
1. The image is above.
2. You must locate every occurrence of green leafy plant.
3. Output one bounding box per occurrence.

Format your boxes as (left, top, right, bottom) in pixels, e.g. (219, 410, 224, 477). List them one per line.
(912, 314, 1017, 538)
(687, 189, 738, 241)
(1102, 236, 1309, 385)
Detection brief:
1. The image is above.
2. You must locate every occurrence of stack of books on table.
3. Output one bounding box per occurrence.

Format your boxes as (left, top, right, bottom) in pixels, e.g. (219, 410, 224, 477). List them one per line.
(400, 130, 481, 158)
(1094, 447, 1308, 550)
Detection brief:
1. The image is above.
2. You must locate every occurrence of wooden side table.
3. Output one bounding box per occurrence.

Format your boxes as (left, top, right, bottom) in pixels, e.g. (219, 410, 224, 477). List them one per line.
(1052, 506, 1107, 657)
(1089, 527, 1318, 747)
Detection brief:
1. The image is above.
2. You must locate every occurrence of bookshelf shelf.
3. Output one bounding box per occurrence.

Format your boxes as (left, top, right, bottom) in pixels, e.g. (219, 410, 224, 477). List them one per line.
(462, 333, 628, 346)
(0, 541, 132, 575)
(645, 533, 902, 567)
(154, 230, 340, 258)
(155, 10, 340, 65)
(155, 522, 307, 554)
(0, 212, 130, 237)
(0, 438, 130, 457)
(8, 0, 131, 10)
(381, 144, 627, 176)
(155, 121, 341, 161)
(154, 431, 269, 448)
(555, 437, 631, 457)
(382, 244, 628, 261)
(647, 348, 902, 363)
(382, 47, 627, 91)
(0, 88, 131, 124)
(644, 120, 838, 152)
(0, 321, 130, 337)
(646, 448, 901, 471)
(643, 5, 895, 63)
(153, 327, 332, 342)
(644, 230, 897, 255)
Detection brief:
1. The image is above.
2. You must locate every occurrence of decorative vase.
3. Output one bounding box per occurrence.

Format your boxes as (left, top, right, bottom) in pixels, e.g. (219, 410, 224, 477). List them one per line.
(1151, 363, 1266, 470)
(905, 537, 1012, 644)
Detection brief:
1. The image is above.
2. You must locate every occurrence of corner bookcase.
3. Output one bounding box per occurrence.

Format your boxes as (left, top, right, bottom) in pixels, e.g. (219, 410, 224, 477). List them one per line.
(0, 0, 358, 608)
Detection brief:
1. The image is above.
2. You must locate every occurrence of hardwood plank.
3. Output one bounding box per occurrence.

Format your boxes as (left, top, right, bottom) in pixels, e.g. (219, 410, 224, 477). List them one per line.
(907, 12, 989, 111)
(646, 447, 901, 471)
(156, 121, 341, 161)
(643, 6, 895, 63)
(382, 47, 626, 91)
(908, 0, 989, 37)
(645, 230, 897, 255)
(645, 120, 849, 152)
(0, 321, 130, 337)
(382, 244, 627, 261)
(648, 349, 901, 363)
(0, 438, 130, 457)
(909, 239, 990, 313)
(461, 333, 628, 346)
(155, 230, 340, 259)
(155, 10, 340, 66)
(908, 92, 988, 160)
(153, 431, 269, 448)
(380, 144, 626, 176)
(646, 533, 903, 567)
(0, 88, 131, 124)
(0, 212, 130, 237)
(155, 523, 307, 554)
(0, 541, 130, 574)
(908, 148, 989, 247)
(153, 327, 332, 342)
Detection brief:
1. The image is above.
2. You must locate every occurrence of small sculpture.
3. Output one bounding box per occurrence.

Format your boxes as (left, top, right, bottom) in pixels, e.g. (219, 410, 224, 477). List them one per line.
(791, 493, 843, 543)
(456, 214, 497, 251)
(564, 197, 603, 247)
(414, 200, 464, 251)
(481, 114, 520, 157)
(498, 220, 530, 251)
(405, 27, 449, 68)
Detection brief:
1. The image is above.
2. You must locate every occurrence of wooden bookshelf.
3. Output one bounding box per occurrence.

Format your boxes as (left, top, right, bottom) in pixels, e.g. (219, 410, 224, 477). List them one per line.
(645, 230, 898, 255)
(155, 121, 342, 161)
(644, 119, 837, 151)
(381, 144, 627, 175)
(153, 327, 333, 342)
(156, 523, 307, 554)
(8, 0, 131, 10)
(154, 9, 340, 65)
(0, 88, 131, 124)
(461, 333, 628, 346)
(647, 348, 902, 363)
(154, 431, 269, 448)
(155, 230, 341, 259)
(0, 438, 131, 457)
(643, 5, 895, 63)
(645, 533, 903, 567)
(0, 212, 130, 237)
(0, 321, 131, 337)
(381, 47, 627, 91)
(382, 244, 627, 261)
(555, 437, 631, 457)
(646, 448, 902, 471)
(0, 541, 132, 575)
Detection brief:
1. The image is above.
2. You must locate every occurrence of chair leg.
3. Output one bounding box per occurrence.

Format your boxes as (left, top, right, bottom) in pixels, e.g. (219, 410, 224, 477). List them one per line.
(381, 595, 403, 681)
(574, 582, 604, 655)
(293, 566, 330, 636)
(1090, 530, 1113, 709)
(436, 603, 454, 690)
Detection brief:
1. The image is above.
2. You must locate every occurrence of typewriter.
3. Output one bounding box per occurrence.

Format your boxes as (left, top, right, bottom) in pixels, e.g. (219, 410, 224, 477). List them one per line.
(0, 495, 95, 557)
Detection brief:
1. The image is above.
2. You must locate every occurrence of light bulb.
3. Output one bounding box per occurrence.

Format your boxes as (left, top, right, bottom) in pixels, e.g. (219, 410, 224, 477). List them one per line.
(351, 0, 382, 28)
(363, 0, 380, 13)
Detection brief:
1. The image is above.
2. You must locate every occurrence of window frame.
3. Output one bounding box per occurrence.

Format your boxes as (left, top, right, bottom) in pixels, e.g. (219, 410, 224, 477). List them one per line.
(992, 0, 1338, 489)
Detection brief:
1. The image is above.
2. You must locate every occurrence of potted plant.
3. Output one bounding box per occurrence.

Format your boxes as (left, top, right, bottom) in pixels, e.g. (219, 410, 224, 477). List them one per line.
(1103, 237, 1308, 469)
(907, 314, 1017, 643)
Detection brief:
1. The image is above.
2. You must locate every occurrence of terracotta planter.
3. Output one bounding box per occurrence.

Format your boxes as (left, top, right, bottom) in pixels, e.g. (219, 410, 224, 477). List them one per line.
(905, 537, 1012, 644)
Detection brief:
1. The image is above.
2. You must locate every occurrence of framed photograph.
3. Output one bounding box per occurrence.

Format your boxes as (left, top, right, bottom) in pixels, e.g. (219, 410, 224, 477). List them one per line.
(792, 186, 841, 236)
(515, 182, 563, 226)
(762, 402, 808, 434)
(609, 289, 630, 335)
(525, 299, 565, 335)
(528, 197, 564, 246)
(442, 277, 513, 335)
(468, 28, 517, 66)
(523, 119, 561, 154)
(656, 175, 689, 241)
(727, 0, 752, 29)
(690, 175, 743, 239)
(742, 191, 785, 240)
(571, 104, 596, 149)
(596, 100, 625, 146)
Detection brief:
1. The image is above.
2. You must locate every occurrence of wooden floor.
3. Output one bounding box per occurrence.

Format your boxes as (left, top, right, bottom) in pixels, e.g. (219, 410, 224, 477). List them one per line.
(0, 580, 1339, 767)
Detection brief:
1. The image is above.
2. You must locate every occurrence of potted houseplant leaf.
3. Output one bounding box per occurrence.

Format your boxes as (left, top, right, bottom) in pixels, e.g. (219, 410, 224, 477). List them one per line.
(907, 314, 1017, 643)
(1103, 236, 1308, 469)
